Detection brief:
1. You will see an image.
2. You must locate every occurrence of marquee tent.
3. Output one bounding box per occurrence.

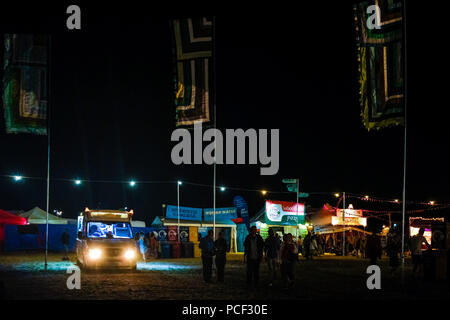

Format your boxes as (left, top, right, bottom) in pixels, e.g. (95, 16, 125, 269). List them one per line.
(20, 207, 76, 224)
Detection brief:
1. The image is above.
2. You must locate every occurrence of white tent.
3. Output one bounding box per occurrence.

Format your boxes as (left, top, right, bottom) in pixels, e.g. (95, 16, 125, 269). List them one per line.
(20, 207, 76, 225)
(131, 220, 146, 227)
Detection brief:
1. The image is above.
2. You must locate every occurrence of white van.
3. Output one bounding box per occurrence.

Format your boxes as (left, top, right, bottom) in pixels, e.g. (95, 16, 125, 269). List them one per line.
(76, 208, 138, 270)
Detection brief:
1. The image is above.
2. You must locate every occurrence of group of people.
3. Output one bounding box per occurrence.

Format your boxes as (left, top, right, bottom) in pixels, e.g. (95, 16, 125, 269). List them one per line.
(136, 232, 159, 261)
(63, 224, 432, 282)
(198, 230, 228, 283)
(198, 226, 299, 290)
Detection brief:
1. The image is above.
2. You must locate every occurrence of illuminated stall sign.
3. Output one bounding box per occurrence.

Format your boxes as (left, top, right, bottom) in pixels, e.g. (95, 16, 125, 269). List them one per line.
(331, 216, 367, 227)
(336, 208, 363, 218)
(166, 205, 202, 221)
(203, 207, 237, 221)
(265, 200, 305, 226)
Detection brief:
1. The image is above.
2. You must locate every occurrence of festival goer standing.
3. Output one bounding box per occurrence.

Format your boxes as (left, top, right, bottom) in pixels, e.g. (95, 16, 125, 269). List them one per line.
(355, 235, 361, 258)
(410, 227, 431, 279)
(280, 233, 297, 289)
(199, 229, 215, 283)
(303, 232, 311, 260)
(275, 233, 282, 268)
(144, 233, 151, 259)
(386, 231, 401, 275)
(244, 226, 265, 287)
(149, 232, 158, 258)
(366, 230, 382, 265)
(310, 233, 318, 257)
(264, 228, 281, 286)
(214, 231, 228, 283)
(61, 229, 70, 261)
(297, 235, 303, 256)
(361, 235, 367, 258)
(138, 232, 146, 261)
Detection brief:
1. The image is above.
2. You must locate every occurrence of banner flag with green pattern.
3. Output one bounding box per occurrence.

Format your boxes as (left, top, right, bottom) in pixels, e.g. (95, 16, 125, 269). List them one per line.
(353, 0, 404, 130)
(2, 34, 49, 135)
(172, 18, 213, 127)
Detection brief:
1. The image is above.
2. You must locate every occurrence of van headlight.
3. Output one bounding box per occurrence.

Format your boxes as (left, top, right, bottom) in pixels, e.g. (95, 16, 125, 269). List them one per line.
(124, 249, 136, 260)
(88, 248, 102, 260)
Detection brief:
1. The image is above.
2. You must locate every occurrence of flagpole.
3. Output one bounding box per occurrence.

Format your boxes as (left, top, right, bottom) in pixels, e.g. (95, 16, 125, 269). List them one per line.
(45, 36, 52, 271)
(401, 0, 408, 283)
(343, 191, 346, 256)
(177, 181, 180, 242)
(296, 178, 299, 239)
(213, 16, 217, 241)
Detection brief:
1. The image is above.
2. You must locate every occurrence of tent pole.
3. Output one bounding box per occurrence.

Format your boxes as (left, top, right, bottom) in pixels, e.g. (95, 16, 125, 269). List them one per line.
(45, 36, 52, 271)
(212, 15, 217, 241)
(342, 192, 346, 256)
(401, 0, 408, 284)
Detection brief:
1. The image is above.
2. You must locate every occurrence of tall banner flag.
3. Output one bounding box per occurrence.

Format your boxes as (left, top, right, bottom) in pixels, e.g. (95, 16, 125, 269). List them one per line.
(233, 195, 250, 232)
(2, 34, 49, 135)
(353, 1, 404, 130)
(172, 17, 213, 127)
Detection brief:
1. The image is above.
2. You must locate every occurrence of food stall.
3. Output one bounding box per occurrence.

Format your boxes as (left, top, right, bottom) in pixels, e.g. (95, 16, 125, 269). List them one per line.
(151, 205, 238, 256)
(250, 200, 306, 239)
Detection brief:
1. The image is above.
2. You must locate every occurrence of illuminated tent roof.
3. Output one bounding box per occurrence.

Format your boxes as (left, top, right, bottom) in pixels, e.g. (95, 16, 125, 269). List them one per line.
(0, 209, 27, 225)
(20, 207, 75, 224)
(309, 203, 336, 226)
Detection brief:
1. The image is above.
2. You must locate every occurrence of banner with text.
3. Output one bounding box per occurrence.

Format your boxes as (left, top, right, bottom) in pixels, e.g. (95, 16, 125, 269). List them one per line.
(204, 207, 237, 221)
(166, 205, 202, 221)
(265, 200, 305, 226)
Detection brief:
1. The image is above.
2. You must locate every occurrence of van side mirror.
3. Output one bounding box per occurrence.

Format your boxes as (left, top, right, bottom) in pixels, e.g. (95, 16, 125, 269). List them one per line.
(78, 231, 84, 239)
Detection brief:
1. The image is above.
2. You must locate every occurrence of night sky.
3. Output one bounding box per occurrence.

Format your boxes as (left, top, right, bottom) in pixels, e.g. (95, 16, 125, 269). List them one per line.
(0, 2, 448, 225)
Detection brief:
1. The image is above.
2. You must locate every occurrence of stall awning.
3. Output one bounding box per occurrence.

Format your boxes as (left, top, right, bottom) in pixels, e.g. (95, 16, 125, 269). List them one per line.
(314, 225, 373, 235)
(158, 218, 236, 228)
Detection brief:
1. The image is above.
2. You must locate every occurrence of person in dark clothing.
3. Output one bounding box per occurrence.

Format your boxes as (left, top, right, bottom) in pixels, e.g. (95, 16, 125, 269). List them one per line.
(214, 231, 228, 282)
(280, 233, 297, 289)
(199, 229, 215, 283)
(61, 229, 70, 261)
(244, 226, 265, 287)
(303, 232, 312, 260)
(386, 231, 401, 274)
(366, 230, 382, 265)
(264, 228, 281, 286)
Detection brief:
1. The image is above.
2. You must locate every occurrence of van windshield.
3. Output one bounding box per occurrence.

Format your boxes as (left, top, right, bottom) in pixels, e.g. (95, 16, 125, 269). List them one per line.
(87, 221, 132, 239)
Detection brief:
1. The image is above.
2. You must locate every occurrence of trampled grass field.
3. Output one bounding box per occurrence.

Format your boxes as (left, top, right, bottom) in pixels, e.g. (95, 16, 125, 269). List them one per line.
(0, 252, 448, 300)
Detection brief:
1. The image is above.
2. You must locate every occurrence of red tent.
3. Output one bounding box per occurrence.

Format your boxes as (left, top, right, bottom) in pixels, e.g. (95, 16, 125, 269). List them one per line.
(0, 209, 27, 251)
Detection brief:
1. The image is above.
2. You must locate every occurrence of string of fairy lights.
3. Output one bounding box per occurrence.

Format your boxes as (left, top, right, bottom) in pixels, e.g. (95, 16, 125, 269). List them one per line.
(3, 174, 449, 215)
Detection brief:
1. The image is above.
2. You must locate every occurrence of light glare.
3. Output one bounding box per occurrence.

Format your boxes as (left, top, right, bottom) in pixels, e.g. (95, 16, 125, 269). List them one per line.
(124, 249, 136, 260)
(88, 248, 102, 260)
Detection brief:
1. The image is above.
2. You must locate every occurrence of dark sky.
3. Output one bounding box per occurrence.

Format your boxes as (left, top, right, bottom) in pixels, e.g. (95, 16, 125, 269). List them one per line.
(0, 1, 448, 225)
